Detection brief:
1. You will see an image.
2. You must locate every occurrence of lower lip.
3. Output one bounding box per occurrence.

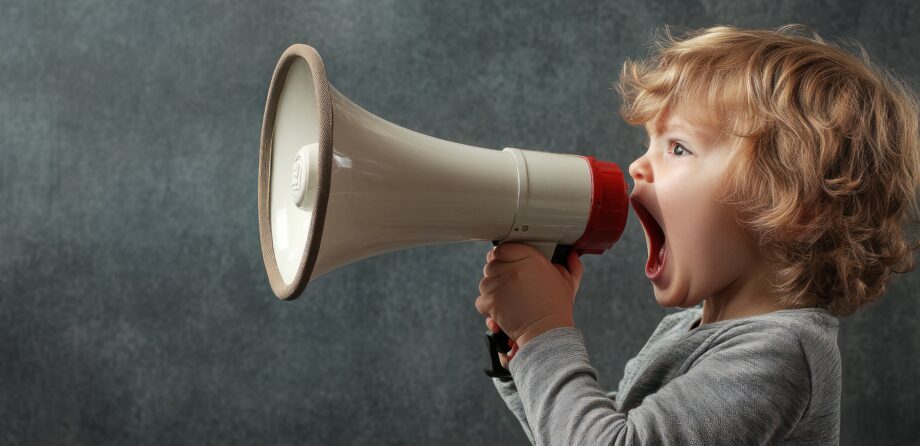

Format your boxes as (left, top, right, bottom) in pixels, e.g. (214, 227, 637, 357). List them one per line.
(646, 242, 666, 280)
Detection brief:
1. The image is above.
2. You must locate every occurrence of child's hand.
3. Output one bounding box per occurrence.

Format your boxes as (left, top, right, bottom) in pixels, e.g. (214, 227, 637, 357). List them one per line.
(485, 317, 517, 368)
(475, 243, 584, 350)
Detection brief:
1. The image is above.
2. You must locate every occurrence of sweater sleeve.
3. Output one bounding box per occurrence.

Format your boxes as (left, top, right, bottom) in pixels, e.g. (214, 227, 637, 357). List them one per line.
(508, 326, 811, 445)
(493, 368, 619, 444)
(493, 378, 537, 445)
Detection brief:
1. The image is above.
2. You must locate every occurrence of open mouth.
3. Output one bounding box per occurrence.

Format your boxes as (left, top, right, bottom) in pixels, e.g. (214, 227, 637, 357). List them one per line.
(629, 197, 667, 278)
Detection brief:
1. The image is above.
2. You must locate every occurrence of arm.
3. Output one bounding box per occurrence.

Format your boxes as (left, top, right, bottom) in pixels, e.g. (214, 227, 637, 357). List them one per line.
(493, 377, 537, 445)
(492, 366, 619, 445)
(509, 325, 811, 445)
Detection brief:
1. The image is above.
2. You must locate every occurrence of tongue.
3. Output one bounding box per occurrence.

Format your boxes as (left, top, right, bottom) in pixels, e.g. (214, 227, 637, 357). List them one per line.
(646, 240, 666, 276)
(652, 241, 666, 271)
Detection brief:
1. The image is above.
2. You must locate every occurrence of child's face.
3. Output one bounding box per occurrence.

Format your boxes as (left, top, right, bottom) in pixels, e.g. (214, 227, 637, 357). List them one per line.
(628, 107, 764, 308)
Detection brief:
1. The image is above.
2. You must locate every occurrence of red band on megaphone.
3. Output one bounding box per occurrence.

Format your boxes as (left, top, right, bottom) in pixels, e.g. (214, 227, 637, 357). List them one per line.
(573, 157, 629, 255)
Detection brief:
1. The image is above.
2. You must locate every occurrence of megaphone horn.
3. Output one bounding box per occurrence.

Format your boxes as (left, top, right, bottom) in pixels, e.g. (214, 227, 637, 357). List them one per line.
(258, 44, 629, 302)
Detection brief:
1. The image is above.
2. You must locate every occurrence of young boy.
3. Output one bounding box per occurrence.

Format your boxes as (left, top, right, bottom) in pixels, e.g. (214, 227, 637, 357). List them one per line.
(474, 25, 920, 444)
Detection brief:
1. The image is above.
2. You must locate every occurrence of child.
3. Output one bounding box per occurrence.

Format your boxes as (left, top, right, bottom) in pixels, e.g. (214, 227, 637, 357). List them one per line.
(474, 25, 920, 445)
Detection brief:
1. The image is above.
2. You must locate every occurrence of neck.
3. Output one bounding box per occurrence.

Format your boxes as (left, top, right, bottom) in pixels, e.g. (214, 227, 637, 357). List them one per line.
(699, 264, 794, 326)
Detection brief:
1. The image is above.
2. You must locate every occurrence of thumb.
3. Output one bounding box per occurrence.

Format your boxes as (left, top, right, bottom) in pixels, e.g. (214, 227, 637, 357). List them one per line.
(567, 251, 584, 293)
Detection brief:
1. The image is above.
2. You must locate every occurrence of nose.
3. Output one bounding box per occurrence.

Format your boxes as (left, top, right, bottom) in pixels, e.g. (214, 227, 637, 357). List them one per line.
(628, 152, 653, 183)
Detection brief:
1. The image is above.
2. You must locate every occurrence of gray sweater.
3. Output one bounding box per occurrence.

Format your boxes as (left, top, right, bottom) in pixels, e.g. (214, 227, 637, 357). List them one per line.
(493, 306, 840, 445)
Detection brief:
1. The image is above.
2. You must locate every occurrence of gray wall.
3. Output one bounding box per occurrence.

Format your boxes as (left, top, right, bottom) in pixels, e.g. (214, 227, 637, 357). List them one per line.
(2, 0, 918, 444)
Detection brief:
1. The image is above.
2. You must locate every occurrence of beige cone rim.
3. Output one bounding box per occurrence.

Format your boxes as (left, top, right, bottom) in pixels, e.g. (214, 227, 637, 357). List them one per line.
(257, 44, 334, 300)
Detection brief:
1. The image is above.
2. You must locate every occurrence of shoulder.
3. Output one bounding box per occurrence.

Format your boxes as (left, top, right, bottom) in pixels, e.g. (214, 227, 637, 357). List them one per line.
(692, 308, 841, 437)
(692, 308, 841, 395)
(702, 308, 839, 358)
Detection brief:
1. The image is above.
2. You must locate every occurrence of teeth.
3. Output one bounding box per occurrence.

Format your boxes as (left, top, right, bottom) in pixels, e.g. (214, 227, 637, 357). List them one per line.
(658, 246, 665, 262)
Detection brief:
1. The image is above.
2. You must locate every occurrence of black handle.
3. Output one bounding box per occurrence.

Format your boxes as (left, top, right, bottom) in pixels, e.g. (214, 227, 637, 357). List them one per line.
(483, 329, 513, 379)
(550, 244, 573, 266)
(483, 242, 573, 379)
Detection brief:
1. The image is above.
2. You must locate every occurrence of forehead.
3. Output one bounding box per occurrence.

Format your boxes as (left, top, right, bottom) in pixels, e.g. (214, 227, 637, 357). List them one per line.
(644, 105, 722, 143)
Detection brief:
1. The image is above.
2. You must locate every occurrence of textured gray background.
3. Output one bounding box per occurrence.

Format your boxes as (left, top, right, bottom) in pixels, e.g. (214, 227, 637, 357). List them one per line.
(2, 0, 918, 444)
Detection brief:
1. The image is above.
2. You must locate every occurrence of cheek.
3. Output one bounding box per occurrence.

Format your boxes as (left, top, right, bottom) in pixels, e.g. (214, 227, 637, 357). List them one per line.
(655, 150, 756, 299)
(666, 202, 729, 266)
(661, 184, 752, 290)
(659, 159, 739, 253)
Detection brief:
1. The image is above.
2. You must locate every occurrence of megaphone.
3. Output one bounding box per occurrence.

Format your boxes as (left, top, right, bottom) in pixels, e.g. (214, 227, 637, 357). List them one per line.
(258, 44, 629, 302)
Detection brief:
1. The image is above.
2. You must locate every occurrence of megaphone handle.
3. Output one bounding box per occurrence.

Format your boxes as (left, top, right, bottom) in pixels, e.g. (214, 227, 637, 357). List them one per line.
(484, 241, 573, 379)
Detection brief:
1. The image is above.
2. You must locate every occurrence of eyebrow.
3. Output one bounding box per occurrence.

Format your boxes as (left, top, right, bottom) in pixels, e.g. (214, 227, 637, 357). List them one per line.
(646, 120, 714, 146)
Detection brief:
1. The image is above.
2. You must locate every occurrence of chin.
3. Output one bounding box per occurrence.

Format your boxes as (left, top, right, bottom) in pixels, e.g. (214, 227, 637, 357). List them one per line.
(653, 288, 681, 307)
(653, 285, 696, 308)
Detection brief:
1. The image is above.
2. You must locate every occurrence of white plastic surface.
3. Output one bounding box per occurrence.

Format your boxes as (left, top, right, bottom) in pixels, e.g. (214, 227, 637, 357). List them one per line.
(308, 87, 521, 279)
(291, 144, 315, 209)
(270, 59, 320, 285)
(268, 65, 596, 284)
(307, 87, 596, 279)
(501, 148, 592, 246)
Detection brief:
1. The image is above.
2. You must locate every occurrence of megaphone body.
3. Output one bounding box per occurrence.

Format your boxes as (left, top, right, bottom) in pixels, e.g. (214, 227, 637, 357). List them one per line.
(259, 44, 629, 301)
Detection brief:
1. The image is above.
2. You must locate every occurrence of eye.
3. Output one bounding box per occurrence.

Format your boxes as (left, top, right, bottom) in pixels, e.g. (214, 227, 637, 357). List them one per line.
(669, 141, 693, 157)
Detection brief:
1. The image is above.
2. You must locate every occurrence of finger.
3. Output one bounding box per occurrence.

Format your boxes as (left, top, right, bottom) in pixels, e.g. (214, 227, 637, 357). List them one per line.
(484, 260, 517, 279)
(487, 248, 496, 263)
(474, 294, 492, 317)
(568, 251, 585, 297)
(492, 242, 539, 263)
(479, 275, 501, 296)
(507, 342, 520, 361)
(554, 263, 571, 281)
(568, 250, 584, 284)
(486, 317, 500, 332)
(483, 260, 498, 278)
(498, 352, 510, 369)
(484, 259, 514, 278)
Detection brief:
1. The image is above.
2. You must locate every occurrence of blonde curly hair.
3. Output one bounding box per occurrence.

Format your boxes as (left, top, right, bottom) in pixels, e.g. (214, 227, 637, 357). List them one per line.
(616, 25, 920, 316)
